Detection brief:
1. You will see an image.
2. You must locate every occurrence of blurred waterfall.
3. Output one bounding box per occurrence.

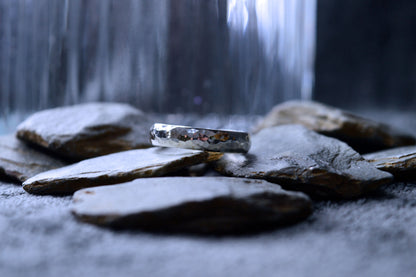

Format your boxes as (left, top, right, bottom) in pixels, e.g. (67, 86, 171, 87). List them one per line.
(0, 0, 168, 117)
(0, 0, 315, 131)
(226, 0, 315, 113)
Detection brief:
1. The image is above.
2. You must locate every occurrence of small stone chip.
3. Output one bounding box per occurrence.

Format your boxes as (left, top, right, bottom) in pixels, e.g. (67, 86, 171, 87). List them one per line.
(23, 147, 222, 195)
(71, 177, 312, 234)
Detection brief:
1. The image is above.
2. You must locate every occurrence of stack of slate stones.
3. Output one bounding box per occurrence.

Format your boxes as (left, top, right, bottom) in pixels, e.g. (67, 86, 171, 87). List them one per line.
(1, 101, 415, 235)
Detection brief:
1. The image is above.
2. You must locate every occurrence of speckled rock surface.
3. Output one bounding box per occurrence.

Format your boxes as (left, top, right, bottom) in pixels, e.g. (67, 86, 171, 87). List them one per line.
(16, 103, 153, 161)
(364, 146, 416, 180)
(0, 134, 66, 182)
(254, 101, 416, 153)
(216, 125, 393, 198)
(72, 177, 312, 234)
(23, 148, 222, 195)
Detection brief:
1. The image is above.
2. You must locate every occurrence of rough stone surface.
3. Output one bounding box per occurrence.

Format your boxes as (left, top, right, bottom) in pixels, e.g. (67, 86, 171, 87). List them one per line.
(216, 125, 393, 198)
(364, 146, 416, 180)
(0, 134, 66, 182)
(16, 102, 153, 161)
(254, 100, 416, 153)
(23, 148, 222, 195)
(71, 177, 312, 234)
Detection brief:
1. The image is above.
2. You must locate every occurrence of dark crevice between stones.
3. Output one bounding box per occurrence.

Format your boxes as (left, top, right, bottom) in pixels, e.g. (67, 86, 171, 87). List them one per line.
(320, 131, 415, 154)
(0, 168, 21, 184)
(16, 138, 73, 164)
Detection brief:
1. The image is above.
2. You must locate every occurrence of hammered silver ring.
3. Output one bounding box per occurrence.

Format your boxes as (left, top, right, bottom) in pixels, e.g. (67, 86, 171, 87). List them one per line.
(149, 123, 251, 153)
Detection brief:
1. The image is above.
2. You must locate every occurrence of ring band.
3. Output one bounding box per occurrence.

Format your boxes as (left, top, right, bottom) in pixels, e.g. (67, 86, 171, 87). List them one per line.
(150, 123, 251, 153)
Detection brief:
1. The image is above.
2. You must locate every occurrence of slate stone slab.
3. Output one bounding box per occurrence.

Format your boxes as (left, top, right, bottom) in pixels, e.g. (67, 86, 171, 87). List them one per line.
(23, 147, 222, 195)
(254, 100, 416, 153)
(16, 103, 153, 161)
(216, 125, 393, 198)
(364, 146, 416, 180)
(0, 134, 66, 182)
(71, 177, 312, 234)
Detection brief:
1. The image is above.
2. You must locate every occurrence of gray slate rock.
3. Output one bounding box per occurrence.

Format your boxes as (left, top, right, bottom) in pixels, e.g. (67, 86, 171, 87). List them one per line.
(0, 134, 66, 182)
(71, 177, 312, 234)
(364, 146, 416, 180)
(254, 100, 416, 153)
(216, 125, 393, 198)
(23, 147, 222, 195)
(16, 103, 153, 161)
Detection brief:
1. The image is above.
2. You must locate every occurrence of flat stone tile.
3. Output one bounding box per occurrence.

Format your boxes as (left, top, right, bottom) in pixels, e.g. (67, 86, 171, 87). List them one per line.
(23, 147, 222, 195)
(72, 177, 312, 234)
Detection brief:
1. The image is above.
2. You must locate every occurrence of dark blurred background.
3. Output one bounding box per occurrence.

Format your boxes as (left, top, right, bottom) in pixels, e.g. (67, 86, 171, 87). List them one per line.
(315, 0, 416, 110)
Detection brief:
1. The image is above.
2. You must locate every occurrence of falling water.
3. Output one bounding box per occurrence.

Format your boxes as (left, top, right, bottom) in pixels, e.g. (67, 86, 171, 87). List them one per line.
(0, 0, 316, 132)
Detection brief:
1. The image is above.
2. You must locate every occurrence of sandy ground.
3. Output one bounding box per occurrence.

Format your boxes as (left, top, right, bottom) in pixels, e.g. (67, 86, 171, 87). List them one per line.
(1, 180, 416, 277)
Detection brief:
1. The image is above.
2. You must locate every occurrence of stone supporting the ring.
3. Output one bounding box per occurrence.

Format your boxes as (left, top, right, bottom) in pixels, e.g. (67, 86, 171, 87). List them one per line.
(150, 123, 251, 153)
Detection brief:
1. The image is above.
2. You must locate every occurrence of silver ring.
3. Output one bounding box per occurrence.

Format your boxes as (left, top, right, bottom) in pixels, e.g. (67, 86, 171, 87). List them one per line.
(150, 123, 251, 153)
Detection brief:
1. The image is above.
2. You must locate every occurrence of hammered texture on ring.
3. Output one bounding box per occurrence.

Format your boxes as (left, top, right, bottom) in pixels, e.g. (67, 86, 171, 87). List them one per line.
(149, 123, 251, 153)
